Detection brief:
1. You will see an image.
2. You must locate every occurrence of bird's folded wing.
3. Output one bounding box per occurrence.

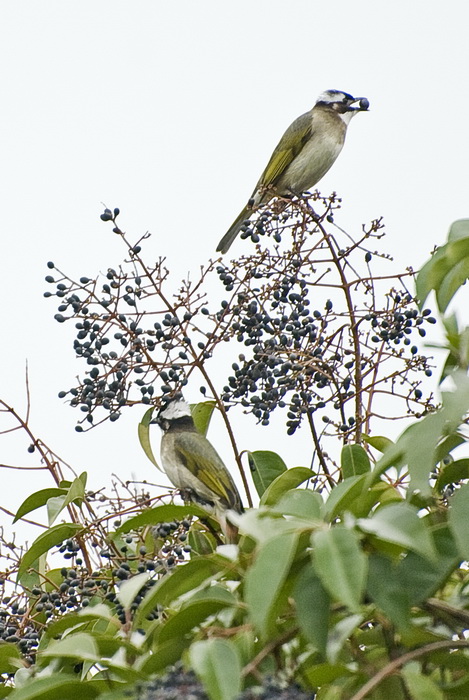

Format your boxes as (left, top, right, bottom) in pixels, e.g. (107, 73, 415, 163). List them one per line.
(258, 111, 313, 188)
(174, 433, 235, 506)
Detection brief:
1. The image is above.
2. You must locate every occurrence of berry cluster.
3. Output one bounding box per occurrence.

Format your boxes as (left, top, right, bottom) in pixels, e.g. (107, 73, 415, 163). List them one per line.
(45, 256, 198, 429)
(46, 203, 433, 441)
(0, 514, 195, 665)
(0, 599, 38, 664)
(216, 246, 434, 433)
(128, 668, 314, 699)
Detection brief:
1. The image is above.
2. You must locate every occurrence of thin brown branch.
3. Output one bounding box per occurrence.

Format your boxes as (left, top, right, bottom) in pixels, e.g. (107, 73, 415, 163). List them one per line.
(349, 639, 469, 700)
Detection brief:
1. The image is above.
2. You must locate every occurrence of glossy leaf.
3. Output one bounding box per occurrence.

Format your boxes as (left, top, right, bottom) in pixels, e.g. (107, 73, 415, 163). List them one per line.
(260, 467, 313, 506)
(114, 503, 211, 536)
(139, 636, 189, 675)
(302, 662, 353, 687)
(323, 475, 367, 520)
(7, 676, 99, 700)
(312, 526, 367, 612)
(40, 632, 99, 660)
(138, 406, 160, 470)
(449, 482, 469, 560)
(13, 488, 66, 523)
(416, 220, 469, 311)
(18, 523, 82, 577)
(135, 556, 225, 625)
(367, 554, 411, 630)
(327, 613, 364, 664)
(341, 444, 370, 478)
(398, 525, 460, 604)
(46, 496, 67, 526)
(401, 663, 444, 700)
(293, 565, 330, 655)
(190, 400, 217, 437)
(436, 458, 469, 490)
(362, 434, 394, 453)
(348, 481, 402, 518)
(47, 473, 87, 525)
(357, 502, 436, 561)
(190, 638, 241, 700)
(0, 644, 21, 674)
(271, 488, 323, 520)
(245, 531, 299, 637)
(117, 572, 150, 609)
(372, 373, 469, 496)
(248, 450, 287, 497)
(158, 600, 230, 644)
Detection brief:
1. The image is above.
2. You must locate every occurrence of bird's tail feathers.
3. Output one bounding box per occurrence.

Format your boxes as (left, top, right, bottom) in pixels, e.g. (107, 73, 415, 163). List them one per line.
(216, 205, 252, 254)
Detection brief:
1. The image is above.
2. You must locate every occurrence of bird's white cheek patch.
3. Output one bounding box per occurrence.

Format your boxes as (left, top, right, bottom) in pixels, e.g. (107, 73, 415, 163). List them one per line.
(338, 110, 357, 126)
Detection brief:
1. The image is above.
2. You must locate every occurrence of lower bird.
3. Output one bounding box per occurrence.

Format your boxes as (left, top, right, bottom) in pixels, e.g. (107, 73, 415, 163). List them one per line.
(216, 89, 369, 254)
(155, 397, 243, 540)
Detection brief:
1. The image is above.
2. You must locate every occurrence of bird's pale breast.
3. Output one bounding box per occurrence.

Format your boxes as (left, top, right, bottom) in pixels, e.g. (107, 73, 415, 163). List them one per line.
(277, 128, 345, 195)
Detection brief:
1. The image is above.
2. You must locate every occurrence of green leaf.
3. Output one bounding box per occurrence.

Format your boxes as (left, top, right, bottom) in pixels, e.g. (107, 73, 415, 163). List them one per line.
(39, 632, 99, 661)
(18, 523, 82, 578)
(271, 489, 323, 520)
(449, 218, 469, 242)
(372, 373, 469, 497)
(341, 444, 370, 478)
(449, 482, 469, 560)
(139, 636, 189, 675)
(312, 526, 367, 613)
(437, 256, 469, 313)
(245, 531, 299, 637)
(46, 496, 67, 525)
(13, 488, 66, 523)
(190, 638, 242, 700)
(327, 613, 364, 664)
(293, 565, 330, 655)
(367, 554, 411, 630)
(348, 481, 402, 518)
(47, 474, 87, 524)
(357, 502, 436, 561)
(362, 434, 394, 453)
(138, 406, 161, 470)
(7, 676, 100, 700)
(302, 662, 353, 687)
(158, 600, 230, 644)
(248, 450, 287, 497)
(190, 401, 217, 437)
(63, 472, 87, 506)
(398, 525, 461, 604)
(260, 467, 313, 506)
(135, 556, 225, 625)
(0, 644, 21, 674)
(114, 503, 210, 536)
(323, 475, 367, 520)
(434, 432, 466, 463)
(401, 663, 444, 700)
(117, 572, 150, 609)
(436, 458, 469, 490)
(416, 221, 469, 311)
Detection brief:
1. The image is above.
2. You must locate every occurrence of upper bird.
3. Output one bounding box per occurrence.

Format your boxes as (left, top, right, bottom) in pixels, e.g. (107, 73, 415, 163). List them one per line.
(216, 89, 369, 254)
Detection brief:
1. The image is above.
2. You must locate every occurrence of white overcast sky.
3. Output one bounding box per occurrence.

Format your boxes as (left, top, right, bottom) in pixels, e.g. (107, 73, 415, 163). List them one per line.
(0, 1, 468, 525)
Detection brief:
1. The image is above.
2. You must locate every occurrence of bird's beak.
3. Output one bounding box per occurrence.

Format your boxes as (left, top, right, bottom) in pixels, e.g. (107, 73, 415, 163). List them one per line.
(349, 96, 370, 112)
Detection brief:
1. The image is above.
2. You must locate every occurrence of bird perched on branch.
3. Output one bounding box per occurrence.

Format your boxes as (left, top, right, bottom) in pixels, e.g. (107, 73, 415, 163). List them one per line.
(155, 398, 243, 540)
(217, 89, 369, 254)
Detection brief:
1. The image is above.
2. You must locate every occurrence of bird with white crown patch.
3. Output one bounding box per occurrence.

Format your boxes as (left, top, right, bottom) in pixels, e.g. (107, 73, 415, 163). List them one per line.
(156, 397, 243, 540)
(217, 89, 369, 254)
